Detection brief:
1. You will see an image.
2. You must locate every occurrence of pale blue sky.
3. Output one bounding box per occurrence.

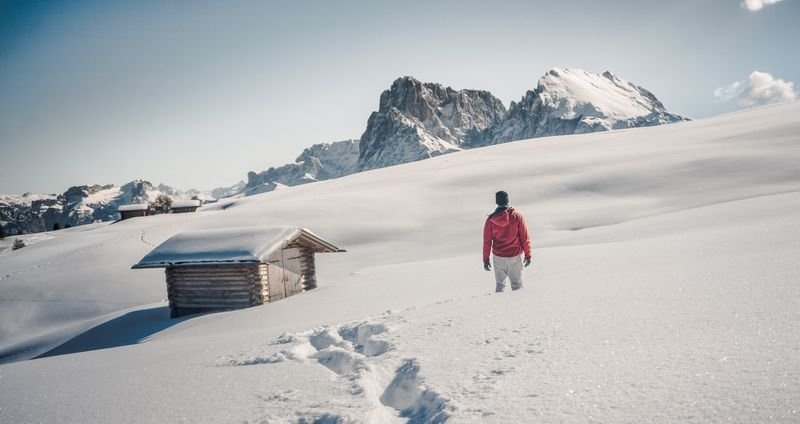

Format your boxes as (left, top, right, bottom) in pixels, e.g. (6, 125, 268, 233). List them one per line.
(1, 0, 798, 194)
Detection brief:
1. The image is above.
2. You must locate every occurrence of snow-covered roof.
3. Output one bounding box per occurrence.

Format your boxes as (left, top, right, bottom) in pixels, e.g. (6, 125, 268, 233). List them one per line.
(171, 200, 202, 208)
(118, 204, 149, 212)
(132, 226, 341, 269)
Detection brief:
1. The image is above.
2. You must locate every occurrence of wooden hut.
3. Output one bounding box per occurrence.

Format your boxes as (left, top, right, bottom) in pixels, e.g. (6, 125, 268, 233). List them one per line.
(131, 226, 343, 318)
(170, 199, 202, 214)
(118, 204, 150, 220)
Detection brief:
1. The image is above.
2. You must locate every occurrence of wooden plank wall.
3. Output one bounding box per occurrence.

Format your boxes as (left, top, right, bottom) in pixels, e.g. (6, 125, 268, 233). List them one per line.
(264, 245, 318, 302)
(264, 251, 286, 302)
(265, 248, 303, 302)
(281, 247, 305, 298)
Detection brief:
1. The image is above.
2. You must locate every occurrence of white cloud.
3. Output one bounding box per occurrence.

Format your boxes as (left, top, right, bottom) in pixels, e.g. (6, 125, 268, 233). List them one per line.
(741, 0, 784, 11)
(714, 71, 798, 107)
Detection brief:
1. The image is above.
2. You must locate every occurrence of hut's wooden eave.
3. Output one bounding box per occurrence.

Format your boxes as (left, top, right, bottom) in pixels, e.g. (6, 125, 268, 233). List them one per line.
(294, 229, 346, 254)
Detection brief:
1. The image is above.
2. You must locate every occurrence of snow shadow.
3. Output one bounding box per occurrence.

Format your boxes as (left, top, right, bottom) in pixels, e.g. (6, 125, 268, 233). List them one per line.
(36, 306, 188, 359)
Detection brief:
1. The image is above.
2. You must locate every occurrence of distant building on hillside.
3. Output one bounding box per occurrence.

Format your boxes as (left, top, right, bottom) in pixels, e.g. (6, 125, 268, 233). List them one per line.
(118, 204, 150, 220)
(170, 199, 202, 214)
(131, 226, 344, 318)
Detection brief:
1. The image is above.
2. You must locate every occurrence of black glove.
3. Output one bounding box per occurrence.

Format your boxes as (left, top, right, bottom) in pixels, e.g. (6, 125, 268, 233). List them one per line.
(484, 261, 491, 271)
(524, 256, 532, 267)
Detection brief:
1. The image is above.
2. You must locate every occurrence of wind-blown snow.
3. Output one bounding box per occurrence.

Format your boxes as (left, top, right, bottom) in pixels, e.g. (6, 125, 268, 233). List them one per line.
(0, 102, 799, 423)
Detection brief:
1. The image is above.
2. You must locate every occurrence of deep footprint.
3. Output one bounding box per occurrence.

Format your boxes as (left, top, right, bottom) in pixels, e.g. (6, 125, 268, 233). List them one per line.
(380, 359, 450, 424)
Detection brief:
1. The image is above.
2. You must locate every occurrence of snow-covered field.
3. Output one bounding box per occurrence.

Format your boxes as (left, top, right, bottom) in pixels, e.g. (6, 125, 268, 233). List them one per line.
(1, 102, 799, 423)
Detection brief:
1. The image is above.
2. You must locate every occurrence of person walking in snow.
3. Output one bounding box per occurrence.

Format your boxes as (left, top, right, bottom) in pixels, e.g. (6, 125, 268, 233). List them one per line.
(483, 191, 532, 292)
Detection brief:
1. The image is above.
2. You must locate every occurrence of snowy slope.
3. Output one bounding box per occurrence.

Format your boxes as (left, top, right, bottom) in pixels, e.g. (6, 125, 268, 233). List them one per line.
(0, 102, 799, 423)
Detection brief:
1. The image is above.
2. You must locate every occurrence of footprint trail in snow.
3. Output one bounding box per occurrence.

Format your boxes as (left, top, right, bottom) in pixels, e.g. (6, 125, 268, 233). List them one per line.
(216, 314, 451, 423)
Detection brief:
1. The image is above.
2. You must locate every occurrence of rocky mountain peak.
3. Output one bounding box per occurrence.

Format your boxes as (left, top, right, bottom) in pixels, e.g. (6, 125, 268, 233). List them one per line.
(379, 76, 431, 114)
(358, 77, 508, 171)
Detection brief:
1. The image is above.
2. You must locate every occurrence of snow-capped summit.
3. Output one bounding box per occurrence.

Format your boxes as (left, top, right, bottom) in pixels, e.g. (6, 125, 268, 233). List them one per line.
(490, 68, 688, 142)
(357, 76, 508, 171)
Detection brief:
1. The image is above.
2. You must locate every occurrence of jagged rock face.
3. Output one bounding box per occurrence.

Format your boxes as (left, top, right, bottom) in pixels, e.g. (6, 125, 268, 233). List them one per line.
(243, 140, 360, 196)
(358, 77, 507, 171)
(0, 180, 189, 234)
(358, 108, 462, 172)
(489, 68, 688, 142)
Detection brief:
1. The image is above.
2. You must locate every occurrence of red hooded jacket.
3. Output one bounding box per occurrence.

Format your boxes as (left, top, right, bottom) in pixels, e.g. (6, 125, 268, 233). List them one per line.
(483, 207, 532, 263)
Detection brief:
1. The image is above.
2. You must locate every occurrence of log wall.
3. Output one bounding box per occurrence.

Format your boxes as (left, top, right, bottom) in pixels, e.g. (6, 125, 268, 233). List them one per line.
(166, 265, 265, 318)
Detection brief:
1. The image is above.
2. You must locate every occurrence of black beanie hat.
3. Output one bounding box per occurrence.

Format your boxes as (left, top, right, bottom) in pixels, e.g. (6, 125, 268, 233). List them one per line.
(495, 191, 509, 206)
